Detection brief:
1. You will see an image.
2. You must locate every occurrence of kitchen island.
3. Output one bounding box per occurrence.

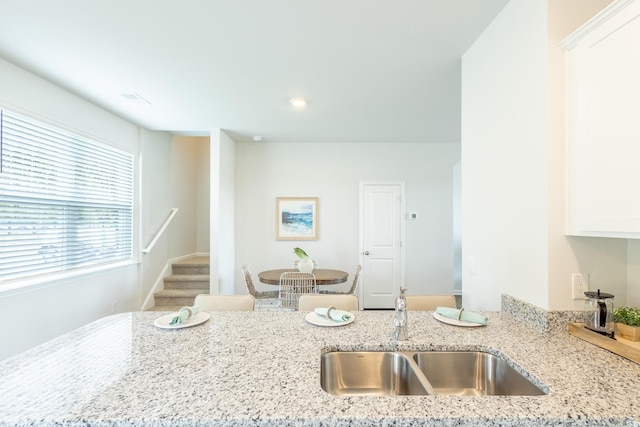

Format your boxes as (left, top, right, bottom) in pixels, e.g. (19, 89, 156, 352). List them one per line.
(1, 303, 639, 426)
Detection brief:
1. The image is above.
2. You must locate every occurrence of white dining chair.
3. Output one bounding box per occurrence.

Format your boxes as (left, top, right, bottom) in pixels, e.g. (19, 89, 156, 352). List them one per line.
(194, 294, 256, 311)
(242, 265, 279, 305)
(404, 295, 457, 311)
(279, 272, 316, 310)
(320, 265, 361, 295)
(297, 294, 359, 311)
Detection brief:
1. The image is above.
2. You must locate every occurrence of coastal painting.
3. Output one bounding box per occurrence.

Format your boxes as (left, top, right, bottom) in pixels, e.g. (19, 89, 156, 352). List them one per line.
(276, 197, 318, 240)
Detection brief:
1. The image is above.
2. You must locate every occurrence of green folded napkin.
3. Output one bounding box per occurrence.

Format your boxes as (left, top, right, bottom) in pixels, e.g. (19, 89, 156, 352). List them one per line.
(436, 307, 488, 325)
(169, 305, 200, 325)
(314, 307, 353, 322)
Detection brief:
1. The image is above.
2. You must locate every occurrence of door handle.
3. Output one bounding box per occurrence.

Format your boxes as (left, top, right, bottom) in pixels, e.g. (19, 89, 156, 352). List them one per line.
(364, 251, 370, 256)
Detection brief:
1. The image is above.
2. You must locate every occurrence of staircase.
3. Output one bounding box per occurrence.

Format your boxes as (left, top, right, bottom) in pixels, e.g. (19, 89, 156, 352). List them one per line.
(147, 256, 210, 311)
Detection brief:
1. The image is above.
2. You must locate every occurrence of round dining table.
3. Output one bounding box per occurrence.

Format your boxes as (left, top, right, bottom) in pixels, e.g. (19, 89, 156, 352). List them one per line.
(258, 269, 349, 285)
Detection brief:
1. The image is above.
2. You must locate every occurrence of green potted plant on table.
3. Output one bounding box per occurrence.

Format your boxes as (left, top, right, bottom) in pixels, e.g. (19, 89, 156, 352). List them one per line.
(613, 307, 640, 341)
(294, 247, 314, 273)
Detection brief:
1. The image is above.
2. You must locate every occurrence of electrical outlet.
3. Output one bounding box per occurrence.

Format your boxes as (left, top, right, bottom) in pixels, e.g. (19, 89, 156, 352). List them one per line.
(571, 273, 588, 300)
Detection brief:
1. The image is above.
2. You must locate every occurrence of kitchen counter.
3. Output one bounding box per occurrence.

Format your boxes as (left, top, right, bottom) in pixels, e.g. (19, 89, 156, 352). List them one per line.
(1, 306, 639, 426)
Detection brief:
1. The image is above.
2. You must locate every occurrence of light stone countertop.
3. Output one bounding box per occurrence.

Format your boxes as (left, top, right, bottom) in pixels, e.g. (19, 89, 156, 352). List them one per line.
(0, 309, 639, 426)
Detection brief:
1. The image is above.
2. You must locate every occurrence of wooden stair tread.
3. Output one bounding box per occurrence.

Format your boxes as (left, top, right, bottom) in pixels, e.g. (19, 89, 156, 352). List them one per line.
(147, 257, 210, 311)
(155, 289, 207, 297)
(173, 256, 209, 264)
(164, 274, 210, 281)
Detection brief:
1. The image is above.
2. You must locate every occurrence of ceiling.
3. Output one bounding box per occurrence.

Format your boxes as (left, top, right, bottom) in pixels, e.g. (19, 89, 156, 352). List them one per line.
(0, 0, 508, 143)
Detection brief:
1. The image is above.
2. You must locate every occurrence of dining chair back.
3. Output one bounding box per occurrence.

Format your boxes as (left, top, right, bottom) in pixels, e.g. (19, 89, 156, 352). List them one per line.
(297, 294, 359, 311)
(242, 265, 279, 302)
(320, 265, 362, 295)
(279, 272, 316, 310)
(194, 294, 256, 311)
(404, 295, 457, 311)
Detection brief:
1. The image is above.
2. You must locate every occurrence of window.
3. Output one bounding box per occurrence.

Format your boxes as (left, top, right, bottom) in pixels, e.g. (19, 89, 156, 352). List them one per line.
(0, 109, 134, 283)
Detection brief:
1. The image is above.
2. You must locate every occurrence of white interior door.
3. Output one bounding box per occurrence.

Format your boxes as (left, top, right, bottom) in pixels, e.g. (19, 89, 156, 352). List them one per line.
(360, 183, 404, 308)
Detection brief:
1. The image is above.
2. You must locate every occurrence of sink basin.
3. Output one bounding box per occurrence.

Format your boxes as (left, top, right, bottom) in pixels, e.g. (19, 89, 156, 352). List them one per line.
(413, 351, 546, 396)
(321, 351, 546, 396)
(320, 351, 432, 395)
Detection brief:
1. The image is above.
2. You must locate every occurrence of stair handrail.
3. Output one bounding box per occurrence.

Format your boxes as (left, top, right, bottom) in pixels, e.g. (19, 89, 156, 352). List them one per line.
(142, 208, 179, 254)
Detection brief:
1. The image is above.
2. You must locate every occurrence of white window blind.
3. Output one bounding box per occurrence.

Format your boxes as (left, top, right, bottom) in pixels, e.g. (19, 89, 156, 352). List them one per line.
(0, 109, 134, 283)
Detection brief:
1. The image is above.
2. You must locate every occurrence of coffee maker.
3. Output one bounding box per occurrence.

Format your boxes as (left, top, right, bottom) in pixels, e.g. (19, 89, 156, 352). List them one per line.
(584, 289, 614, 338)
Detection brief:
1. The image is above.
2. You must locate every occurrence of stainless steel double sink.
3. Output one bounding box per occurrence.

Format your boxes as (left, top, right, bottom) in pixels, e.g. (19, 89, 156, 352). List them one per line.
(321, 351, 547, 396)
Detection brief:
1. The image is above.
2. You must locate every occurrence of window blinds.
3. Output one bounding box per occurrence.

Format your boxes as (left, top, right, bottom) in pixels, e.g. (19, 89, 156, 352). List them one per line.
(0, 110, 134, 283)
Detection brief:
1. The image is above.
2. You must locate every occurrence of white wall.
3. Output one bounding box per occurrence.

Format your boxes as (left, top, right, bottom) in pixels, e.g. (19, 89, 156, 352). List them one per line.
(139, 129, 173, 307)
(168, 136, 210, 256)
(210, 129, 235, 294)
(234, 141, 460, 296)
(453, 161, 462, 293)
(195, 138, 211, 254)
(462, 0, 549, 311)
(462, 0, 628, 311)
(628, 241, 640, 307)
(169, 136, 197, 256)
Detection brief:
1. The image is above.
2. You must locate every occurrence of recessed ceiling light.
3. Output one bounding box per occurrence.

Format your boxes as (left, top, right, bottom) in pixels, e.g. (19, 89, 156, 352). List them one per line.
(120, 92, 152, 106)
(289, 97, 307, 108)
(253, 135, 263, 142)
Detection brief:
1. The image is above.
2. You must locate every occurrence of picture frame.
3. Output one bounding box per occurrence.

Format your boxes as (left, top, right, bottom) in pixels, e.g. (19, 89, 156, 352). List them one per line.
(276, 197, 319, 240)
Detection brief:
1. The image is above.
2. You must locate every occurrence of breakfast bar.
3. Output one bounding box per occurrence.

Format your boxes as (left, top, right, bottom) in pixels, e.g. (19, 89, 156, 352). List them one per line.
(1, 299, 639, 426)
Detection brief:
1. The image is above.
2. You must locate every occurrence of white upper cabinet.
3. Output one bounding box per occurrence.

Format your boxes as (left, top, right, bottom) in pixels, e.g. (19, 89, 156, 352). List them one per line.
(562, 0, 640, 238)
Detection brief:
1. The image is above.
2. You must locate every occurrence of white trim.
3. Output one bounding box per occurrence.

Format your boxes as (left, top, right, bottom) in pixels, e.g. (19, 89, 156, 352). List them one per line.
(560, 0, 636, 49)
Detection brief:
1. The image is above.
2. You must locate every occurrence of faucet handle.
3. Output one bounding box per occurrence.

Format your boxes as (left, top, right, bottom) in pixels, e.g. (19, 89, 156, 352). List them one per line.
(396, 288, 407, 310)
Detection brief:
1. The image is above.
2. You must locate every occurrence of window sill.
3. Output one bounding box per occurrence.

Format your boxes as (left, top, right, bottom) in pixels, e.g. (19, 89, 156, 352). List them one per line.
(0, 259, 139, 298)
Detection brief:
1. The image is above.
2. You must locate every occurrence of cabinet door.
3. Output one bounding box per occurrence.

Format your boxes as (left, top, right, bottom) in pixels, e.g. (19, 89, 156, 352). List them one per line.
(563, 0, 640, 238)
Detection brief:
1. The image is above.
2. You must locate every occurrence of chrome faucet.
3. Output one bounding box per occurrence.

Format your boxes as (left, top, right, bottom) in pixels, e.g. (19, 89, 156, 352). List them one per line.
(393, 287, 408, 340)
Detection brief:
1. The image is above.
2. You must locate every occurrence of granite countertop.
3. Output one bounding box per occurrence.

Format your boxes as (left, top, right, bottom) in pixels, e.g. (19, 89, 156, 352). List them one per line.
(0, 309, 639, 426)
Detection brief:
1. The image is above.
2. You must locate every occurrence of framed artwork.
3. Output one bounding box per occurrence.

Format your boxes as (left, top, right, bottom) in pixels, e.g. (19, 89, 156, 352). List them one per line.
(276, 197, 319, 240)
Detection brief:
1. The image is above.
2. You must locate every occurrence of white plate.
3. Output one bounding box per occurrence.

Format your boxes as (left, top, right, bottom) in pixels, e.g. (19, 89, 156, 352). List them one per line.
(433, 312, 484, 327)
(305, 311, 355, 327)
(154, 311, 211, 329)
